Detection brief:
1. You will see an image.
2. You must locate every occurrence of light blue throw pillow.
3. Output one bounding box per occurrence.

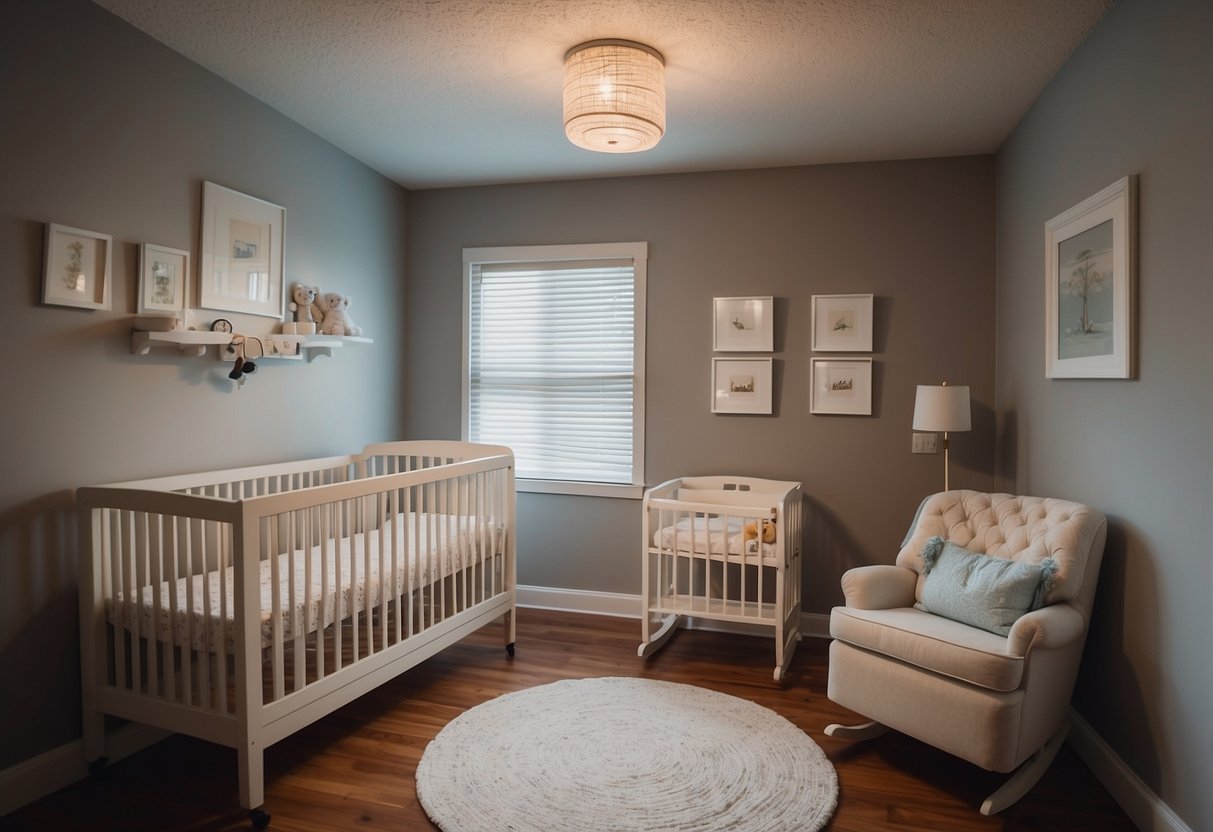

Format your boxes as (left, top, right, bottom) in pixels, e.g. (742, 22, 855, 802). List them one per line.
(915, 536, 1058, 636)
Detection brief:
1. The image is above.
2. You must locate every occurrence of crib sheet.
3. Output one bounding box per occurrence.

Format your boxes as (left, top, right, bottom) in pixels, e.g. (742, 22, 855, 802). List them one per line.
(108, 511, 502, 652)
(654, 515, 778, 560)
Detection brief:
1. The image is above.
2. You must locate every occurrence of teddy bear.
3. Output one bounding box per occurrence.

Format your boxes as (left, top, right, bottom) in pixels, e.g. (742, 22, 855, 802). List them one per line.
(743, 518, 777, 544)
(288, 283, 322, 324)
(318, 292, 363, 337)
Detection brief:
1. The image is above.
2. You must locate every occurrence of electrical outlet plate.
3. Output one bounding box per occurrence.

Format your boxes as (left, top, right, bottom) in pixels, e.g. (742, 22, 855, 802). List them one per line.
(912, 433, 939, 454)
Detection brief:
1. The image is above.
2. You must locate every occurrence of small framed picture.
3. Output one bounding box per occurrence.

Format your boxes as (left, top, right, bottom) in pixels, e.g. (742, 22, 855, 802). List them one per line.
(138, 243, 190, 319)
(1045, 175, 1135, 379)
(810, 358, 872, 415)
(713, 296, 773, 351)
(42, 223, 112, 310)
(711, 357, 773, 414)
(811, 293, 873, 352)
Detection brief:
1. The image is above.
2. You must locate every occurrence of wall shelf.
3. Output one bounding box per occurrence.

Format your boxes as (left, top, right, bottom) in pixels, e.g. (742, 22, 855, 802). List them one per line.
(131, 329, 373, 363)
(132, 330, 232, 357)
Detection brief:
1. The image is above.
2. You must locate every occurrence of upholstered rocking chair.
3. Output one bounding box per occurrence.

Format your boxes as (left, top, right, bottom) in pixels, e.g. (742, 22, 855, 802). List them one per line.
(825, 490, 1107, 815)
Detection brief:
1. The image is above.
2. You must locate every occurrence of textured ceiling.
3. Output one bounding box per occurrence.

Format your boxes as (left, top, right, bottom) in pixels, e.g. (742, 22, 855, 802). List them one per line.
(91, 0, 1113, 190)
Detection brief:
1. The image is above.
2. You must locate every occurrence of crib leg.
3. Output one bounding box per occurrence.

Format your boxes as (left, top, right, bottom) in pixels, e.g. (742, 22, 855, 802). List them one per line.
(504, 609, 516, 657)
(237, 740, 265, 819)
(249, 808, 272, 829)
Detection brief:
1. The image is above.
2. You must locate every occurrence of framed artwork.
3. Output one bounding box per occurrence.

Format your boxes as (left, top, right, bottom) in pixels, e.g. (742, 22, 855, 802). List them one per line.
(42, 223, 112, 310)
(199, 181, 285, 318)
(811, 293, 873, 352)
(1045, 175, 1135, 378)
(810, 357, 872, 415)
(137, 243, 190, 318)
(711, 357, 773, 414)
(713, 296, 773, 351)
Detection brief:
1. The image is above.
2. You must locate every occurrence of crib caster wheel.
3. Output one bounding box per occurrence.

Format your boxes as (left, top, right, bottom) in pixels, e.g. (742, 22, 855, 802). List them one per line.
(249, 807, 271, 829)
(87, 757, 110, 780)
(506, 642, 515, 658)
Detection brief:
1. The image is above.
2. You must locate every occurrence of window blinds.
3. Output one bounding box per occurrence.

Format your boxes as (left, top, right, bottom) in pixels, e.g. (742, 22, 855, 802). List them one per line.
(468, 258, 638, 484)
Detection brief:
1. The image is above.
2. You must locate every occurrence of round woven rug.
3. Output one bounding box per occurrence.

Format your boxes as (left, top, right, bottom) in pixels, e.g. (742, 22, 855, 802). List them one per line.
(415, 677, 838, 832)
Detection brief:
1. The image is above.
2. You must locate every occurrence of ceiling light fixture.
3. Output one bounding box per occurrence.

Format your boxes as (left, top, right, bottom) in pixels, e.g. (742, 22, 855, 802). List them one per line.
(563, 39, 665, 153)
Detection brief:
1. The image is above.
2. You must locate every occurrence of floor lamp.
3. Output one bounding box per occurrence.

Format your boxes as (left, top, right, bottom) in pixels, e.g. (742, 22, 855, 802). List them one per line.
(913, 383, 971, 491)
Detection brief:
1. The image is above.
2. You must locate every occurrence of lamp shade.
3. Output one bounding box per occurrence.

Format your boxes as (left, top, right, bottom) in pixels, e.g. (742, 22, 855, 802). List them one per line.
(913, 384, 971, 433)
(563, 39, 665, 153)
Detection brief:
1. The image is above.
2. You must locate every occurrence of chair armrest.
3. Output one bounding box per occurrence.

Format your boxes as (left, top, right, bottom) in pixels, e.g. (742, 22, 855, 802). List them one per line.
(1007, 603, 1086, 657)
(839, 565, 917, 610)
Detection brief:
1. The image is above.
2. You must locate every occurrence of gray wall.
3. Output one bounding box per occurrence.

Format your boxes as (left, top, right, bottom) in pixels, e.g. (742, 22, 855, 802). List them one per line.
(0, 0, 408, 769)
(406, 158, 997, 611)
(995, 0, 1212, 829)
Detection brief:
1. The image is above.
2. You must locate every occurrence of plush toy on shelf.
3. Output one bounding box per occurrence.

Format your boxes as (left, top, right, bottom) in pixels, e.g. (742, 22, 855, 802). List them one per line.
(288, 283, 322, 323)
(743, 517, 777, 544)
(318, 292, 363, 337)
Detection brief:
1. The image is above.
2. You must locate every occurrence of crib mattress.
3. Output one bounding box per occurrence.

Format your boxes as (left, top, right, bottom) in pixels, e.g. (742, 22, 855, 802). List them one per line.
(653, 516, 778, 561)
(107, 512, 503, 652)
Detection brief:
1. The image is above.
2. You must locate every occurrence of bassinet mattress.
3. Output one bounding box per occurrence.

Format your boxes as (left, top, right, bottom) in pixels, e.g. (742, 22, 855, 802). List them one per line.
(107, 512, 502, 652)
(654, 516, 778, 560)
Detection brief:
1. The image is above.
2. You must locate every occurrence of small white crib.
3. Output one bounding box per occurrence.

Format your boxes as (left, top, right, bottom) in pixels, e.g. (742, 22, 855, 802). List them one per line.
(77, 440, 515, 827)
(638, 476, 803, 680)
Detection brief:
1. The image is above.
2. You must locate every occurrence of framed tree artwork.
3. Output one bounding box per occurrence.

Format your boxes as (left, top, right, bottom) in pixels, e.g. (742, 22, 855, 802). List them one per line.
(1045, 176, 1136, 379)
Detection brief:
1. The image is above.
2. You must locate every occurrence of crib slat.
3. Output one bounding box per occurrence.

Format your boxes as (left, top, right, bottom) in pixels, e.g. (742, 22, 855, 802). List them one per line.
(348, 497, 360, 663)
(107, 511, 125, 692)
(124, 513, 142, 694)
(377, 491, 387, 650)
(270, 516, 285, 702)
(216, 499, 230, 715)
(162, 515, 177, 704)
(290, 511, 304, 693)
(363, 494, 373, 654)
(330, 501, 341, 672)
(408, 483, 418, 639)
(180, 517, 194, 707)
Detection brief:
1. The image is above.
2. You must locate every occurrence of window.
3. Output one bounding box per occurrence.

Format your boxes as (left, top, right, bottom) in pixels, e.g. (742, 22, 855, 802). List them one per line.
(463, 243, 646, 498)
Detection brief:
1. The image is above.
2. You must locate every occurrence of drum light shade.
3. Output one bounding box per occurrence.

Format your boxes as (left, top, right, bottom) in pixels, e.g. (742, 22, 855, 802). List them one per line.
(563, 39, 665, 153)
(913, 383, 971, 491)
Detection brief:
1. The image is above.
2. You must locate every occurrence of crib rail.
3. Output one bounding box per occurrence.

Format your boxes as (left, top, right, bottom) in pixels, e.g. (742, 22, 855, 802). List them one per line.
(78, 442, 516, 761)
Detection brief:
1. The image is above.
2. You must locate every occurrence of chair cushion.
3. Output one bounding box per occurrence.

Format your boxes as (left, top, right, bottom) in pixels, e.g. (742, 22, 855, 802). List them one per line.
(916, 536, 1057, 636)
(830, 605, 1025, 692)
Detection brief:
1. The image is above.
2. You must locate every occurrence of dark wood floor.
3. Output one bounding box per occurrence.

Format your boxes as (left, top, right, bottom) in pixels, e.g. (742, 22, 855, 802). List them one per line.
(4, 609, 1134, 831)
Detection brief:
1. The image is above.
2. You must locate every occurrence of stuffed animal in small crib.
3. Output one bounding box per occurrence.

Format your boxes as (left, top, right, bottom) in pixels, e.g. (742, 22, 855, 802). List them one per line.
(743, 518, 777, 544)
(288, 283, 322, 324)
(318, 292, 363, 336)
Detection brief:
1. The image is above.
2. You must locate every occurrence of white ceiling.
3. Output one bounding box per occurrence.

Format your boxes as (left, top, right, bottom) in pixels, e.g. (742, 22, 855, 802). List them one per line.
(92, 0, 1113, 190)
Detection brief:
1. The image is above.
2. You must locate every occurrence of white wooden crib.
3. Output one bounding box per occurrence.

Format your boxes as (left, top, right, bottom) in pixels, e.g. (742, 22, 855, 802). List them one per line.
(77, 440, 515, 827)
(639, 476, 803, 680)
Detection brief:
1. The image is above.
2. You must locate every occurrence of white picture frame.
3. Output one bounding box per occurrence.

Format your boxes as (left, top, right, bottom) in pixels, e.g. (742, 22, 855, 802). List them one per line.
(137, 243, 190, 319)
(42, 223, 112, 310)
(199, 181, 285, 318)
(811, 293, 873, 352)
(711, 357, 773, 414)
(713, 296, 773, 352)
(810, 357, 872, 415)
(1045, 175, 1135, 379)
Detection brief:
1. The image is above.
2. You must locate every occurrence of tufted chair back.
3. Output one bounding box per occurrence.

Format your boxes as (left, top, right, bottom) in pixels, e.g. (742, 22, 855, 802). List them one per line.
(895, 490, 1106, 608)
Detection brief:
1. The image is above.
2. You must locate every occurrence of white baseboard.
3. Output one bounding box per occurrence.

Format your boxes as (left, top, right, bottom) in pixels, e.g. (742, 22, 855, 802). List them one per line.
(1067, 708, 1193, 832)
(0, 722, 169, 818)
(516, 584, 833, 640)
(516, 584, 642, 618)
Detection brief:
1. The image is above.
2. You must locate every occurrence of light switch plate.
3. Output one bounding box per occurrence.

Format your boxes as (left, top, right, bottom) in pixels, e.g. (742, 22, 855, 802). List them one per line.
(912, 433, 939, 454)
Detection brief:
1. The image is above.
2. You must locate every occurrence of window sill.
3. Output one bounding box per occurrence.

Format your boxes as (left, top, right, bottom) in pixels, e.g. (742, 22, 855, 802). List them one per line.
(517, 479, 644, 500)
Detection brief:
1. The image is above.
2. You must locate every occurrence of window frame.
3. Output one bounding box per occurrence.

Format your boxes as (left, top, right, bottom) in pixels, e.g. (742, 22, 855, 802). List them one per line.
(462, 242, 647, 499)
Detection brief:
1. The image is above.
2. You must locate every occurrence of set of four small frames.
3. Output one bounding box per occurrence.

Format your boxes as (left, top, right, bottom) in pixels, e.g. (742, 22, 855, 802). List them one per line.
(710, 294, 873, 415)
